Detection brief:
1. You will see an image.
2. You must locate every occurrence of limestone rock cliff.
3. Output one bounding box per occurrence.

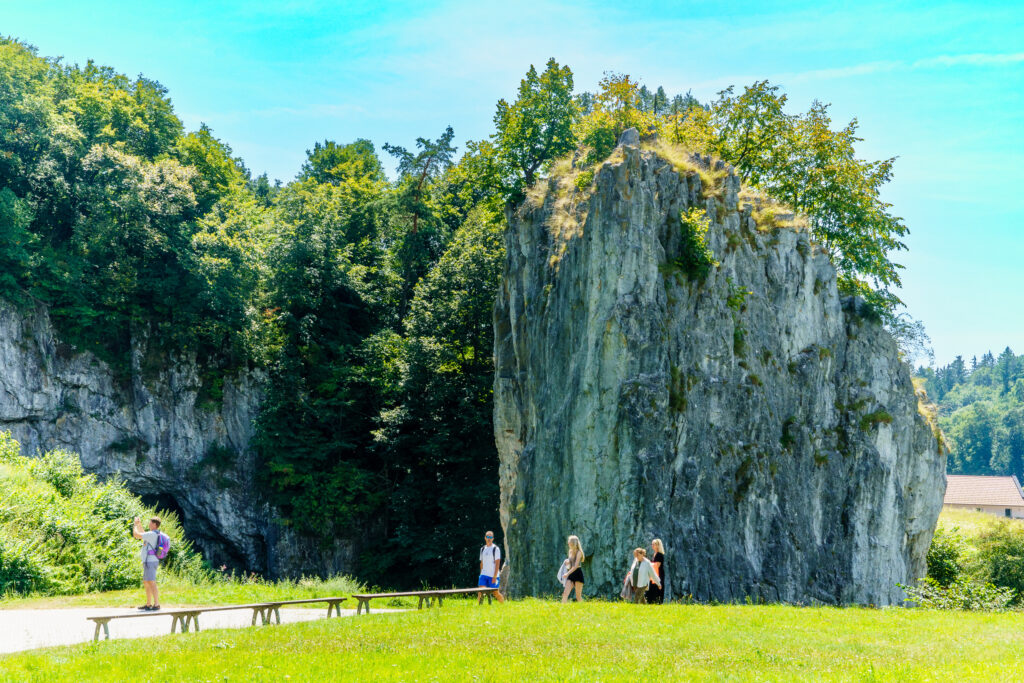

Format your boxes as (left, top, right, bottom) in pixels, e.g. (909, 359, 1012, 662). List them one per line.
(493, 137, 946, 605)
(0, 301, 353, 576)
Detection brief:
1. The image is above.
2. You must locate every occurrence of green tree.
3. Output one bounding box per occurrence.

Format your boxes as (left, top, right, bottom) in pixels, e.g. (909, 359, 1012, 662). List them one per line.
(255, 179, 383, 533)
(492, 58, 578, 197)
(369, 206, 505, 586)
(176, 124, 248, 213)
(300, 139, 385, 187)
(383, 126, 457, 235)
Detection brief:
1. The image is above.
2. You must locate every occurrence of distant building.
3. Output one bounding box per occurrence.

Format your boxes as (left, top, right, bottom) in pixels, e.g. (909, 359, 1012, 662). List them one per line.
(944, 474, 1024, 519)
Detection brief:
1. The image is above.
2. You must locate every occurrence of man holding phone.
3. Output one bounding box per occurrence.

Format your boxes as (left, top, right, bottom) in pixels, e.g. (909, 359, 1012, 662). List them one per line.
(132, 516, 163, 611)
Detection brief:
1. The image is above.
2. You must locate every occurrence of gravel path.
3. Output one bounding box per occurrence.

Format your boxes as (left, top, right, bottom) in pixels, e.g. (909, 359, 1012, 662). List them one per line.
(0, 606, 369, 654)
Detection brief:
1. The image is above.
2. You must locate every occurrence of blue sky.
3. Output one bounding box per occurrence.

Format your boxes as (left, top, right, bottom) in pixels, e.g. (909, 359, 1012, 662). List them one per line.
(3, 0, 1022, 365)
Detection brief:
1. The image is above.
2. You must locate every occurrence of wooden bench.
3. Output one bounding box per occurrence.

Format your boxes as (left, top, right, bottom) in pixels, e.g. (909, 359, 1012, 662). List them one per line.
(86, 596, 347, 641)
(352, 586, 497, 615)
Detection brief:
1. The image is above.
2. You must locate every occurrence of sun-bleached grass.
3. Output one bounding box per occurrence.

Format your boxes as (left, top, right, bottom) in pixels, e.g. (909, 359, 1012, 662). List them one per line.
(937, 506, 1024, 538)
(641, 138, 726, 194)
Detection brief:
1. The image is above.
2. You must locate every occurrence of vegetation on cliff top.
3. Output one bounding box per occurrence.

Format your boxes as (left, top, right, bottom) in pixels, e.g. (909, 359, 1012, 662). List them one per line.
(0, 37, 922, 588)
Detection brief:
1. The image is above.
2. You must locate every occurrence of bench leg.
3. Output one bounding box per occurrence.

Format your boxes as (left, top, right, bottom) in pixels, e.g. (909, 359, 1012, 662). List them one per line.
(273, 607, 281, 625)
(436, 596, 443, 608)
(487, 592, 493, 605)
(171, 615, 180, 634)
(192, 614, 200, 632)
(93, 622, 101, 642)
(251, 609, 259, 626)
(357, 599, 369, 615)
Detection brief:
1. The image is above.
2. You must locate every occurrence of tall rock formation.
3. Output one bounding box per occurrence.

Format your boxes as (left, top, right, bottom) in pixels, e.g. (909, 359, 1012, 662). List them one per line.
(493, 135, 946, 605)
(0, 301, 353, 576)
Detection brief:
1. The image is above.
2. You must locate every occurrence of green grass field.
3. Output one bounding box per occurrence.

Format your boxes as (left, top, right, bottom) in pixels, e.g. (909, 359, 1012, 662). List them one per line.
(2, 599, 1024, 681)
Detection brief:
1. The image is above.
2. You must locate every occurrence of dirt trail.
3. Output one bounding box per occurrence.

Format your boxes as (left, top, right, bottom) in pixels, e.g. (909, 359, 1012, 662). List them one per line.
(0, 606, 365, 654)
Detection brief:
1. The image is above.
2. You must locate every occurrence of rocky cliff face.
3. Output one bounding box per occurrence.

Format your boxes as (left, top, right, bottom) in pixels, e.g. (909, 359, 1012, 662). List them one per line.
(0, 301, 354, 576)
(493, 136, 946, 605)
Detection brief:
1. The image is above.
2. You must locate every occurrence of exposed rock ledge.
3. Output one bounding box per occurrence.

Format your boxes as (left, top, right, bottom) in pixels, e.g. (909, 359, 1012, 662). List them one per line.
(493, 137, 946, 604)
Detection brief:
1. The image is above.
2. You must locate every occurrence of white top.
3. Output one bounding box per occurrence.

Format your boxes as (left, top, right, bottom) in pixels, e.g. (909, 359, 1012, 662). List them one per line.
(628, 558, 661, 588)
(139, 530, 159, 563)
(479, 544, 501, 577)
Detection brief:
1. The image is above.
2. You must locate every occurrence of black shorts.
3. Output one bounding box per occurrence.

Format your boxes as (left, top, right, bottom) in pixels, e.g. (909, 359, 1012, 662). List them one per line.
(566, 568, 584, 584)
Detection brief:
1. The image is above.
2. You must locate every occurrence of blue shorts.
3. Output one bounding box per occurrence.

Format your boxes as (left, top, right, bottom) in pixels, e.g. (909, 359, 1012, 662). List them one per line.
(478, 575, 499, 588)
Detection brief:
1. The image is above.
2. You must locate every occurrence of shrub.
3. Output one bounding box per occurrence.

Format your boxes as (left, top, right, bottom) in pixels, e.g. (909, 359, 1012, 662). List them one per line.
(975, 522, 1024, 599)
(927, 527, 970, 587)
(675, 208, 717, 281)
(0, 431, 208, 597)
(726, 278, 750, 311)
(573, 169, 594, 190)
(900, 577, 1015, 611)
(859, 410, 893, 430)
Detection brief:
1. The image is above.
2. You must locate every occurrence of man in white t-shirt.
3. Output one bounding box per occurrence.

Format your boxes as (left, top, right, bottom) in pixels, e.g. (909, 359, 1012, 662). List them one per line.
(132, 516, 162, 611)
(478, 531, 505, 604)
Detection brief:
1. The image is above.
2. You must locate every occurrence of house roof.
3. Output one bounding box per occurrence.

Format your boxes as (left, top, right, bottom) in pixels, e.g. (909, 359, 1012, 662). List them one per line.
(944, 475, 1024, 507)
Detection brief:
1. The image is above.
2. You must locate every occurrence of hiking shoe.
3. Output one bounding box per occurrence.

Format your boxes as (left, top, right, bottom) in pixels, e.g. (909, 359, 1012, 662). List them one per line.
(137, 605, 152, 611)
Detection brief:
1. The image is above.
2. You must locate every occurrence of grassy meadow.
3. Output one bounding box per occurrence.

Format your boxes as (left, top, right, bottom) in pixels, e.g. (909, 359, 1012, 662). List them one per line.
(3, 599, 1024, 681)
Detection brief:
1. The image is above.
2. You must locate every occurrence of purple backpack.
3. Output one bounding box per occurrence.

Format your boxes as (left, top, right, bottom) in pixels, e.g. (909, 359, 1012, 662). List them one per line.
(148, 532, 171, 561)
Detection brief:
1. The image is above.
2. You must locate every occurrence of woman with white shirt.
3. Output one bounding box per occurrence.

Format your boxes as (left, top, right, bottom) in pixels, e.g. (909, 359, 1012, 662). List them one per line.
(626, 547, 661, 604)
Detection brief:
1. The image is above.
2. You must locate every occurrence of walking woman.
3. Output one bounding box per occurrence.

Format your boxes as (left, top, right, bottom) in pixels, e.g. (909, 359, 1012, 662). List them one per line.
(561, 535, 585, 603)
(647, 538, 666, 604)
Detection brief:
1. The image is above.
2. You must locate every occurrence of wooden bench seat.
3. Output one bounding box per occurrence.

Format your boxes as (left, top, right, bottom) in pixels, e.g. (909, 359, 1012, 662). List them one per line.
(351, 586, 497, 614)
(86, 596, 347, 641)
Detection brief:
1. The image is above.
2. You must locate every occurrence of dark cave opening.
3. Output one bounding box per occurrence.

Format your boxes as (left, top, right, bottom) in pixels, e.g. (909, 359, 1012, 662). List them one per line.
(138, 492, 253, 573)
(139, 492, 187, 526)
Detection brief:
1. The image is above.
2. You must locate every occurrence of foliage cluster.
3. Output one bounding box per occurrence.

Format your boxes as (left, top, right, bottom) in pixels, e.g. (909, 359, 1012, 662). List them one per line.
(917, 510, 1024, 608)
(915, 348, 1024, 481)
(674, 208, 717, 281)
(0, 39, 264, 380)
(900, 577, 1015, 611)
(0, 431, 206, 597)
